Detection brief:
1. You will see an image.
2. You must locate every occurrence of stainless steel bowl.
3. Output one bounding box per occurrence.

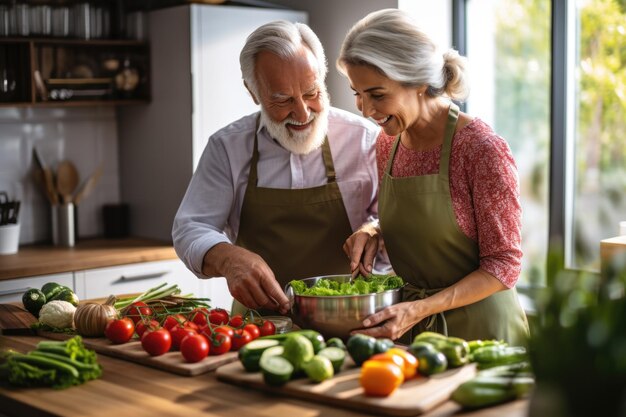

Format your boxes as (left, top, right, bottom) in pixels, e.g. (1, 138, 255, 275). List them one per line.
(286, 274, 404, 340)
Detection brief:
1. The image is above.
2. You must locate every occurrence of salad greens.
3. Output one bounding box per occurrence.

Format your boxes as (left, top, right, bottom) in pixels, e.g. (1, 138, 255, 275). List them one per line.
(289, 274, 404, 296)
(0, 336, 102, 389)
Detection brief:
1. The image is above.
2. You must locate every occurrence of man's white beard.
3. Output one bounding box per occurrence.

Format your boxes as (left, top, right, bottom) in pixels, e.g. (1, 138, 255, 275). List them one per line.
(260, 91, 330, 155)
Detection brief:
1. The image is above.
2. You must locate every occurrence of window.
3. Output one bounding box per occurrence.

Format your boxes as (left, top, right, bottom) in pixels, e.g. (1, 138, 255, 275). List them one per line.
(566, 0, 626, 271)
(465, 0, 551, 286)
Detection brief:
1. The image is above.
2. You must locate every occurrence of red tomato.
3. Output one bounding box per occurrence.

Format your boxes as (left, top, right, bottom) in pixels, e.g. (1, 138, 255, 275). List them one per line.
(135, 319, 160, 338)
(209, 308, 230, 325)
(180, 334, 209, 363)
(141, 328, 172, 356)
(105, 318, 135, 344)
(214, 325, 235, 338)
(189, 308, 210, 327)
(231, 329, 252, 350)
(229, 314, 244, 328)
(170, 325, 198, 350)
(208, 332, 232, 355)
(259, 319, 276, 336)
(124, 302, 153, 325)
(162, 314, 187, 330)
(243, 323, 260, 340)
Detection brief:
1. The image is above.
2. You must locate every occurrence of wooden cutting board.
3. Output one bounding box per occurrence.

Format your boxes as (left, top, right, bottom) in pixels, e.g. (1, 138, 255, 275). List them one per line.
(0, 303, 37, 334)
(216, 358, 476, 416)
(38, 331, 238, 376)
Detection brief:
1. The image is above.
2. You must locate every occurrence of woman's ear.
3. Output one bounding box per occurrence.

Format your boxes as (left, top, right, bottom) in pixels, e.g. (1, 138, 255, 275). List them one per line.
(244, 81, 260, 105)
(417, 85, 428, 97)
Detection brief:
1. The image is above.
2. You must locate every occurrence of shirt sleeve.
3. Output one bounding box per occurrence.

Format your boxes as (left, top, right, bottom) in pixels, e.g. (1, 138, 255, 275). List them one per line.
(464, 131, 523, 288)
(172, 134, 235, 278)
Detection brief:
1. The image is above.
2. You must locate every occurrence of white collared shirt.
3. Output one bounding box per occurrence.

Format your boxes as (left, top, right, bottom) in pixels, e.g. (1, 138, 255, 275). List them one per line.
(172, 107, 381, 277)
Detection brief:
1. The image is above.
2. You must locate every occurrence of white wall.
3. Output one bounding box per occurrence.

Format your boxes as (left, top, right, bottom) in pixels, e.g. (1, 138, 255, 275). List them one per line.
(0, 107, 120, 244)
(265, 0, 398, 113)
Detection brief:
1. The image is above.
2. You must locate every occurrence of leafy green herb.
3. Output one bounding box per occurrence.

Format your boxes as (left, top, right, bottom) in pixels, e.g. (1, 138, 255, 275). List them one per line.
(0, 336, 102, 389)
(289, 274, 404, 296)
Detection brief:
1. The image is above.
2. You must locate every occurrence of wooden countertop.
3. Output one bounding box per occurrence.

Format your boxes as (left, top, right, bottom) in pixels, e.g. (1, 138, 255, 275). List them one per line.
(0, 334, 529, 417)
(0, 238, 178, 281)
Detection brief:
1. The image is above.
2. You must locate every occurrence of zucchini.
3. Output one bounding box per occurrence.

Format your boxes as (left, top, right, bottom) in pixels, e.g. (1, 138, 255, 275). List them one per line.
(48, 288, 79, 307)
(22, 288, 46, 318)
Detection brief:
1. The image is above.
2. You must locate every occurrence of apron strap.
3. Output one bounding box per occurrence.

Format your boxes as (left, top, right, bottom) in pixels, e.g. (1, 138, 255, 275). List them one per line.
(385, 135, 401, 176)
(439, 102, 459, 183)
(321, 137, 336, 183)
(248, 116, 262, 187)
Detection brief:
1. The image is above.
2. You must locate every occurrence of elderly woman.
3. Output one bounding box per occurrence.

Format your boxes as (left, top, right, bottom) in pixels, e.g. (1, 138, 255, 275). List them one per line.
(339, 9, 529, 345)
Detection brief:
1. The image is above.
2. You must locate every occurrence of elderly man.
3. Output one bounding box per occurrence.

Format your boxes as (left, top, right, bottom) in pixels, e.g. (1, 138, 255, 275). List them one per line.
(172, 20, 380, 315)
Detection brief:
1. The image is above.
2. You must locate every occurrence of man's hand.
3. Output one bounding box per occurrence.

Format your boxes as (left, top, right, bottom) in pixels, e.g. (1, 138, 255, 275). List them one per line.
(203, 243, 290, 314)
(343, 222, 380, 278)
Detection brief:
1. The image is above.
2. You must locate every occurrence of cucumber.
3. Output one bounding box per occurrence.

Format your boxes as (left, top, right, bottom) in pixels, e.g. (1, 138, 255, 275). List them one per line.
(22, 288, 46, 318)
(260, 355, 293, 386)
(238, 339, 280, 372)
(317, 347, 346, 373)
(260, 345, 284, 361)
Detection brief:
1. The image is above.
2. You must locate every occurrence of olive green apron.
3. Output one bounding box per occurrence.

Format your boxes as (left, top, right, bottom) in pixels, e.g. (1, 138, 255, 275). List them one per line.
(231, 118, 353, 315)
(379, 103, 529, 345)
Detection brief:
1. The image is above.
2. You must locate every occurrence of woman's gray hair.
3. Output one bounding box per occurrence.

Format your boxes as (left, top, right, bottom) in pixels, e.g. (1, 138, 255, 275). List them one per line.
(240, 20, 327, 98)
(337, 9, 469, 101)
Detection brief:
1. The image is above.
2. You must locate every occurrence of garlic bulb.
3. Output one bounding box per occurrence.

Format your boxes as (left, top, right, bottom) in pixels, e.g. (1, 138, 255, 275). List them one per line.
(74, 295, 118, 337)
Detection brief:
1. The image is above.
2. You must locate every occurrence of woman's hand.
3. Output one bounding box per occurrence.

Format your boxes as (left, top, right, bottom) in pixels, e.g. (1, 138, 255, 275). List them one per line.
(352, 301, 425, 340)
(343, 222, 381, 278)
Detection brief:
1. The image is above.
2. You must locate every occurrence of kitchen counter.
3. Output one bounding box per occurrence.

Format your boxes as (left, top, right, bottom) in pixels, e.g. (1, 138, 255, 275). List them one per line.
(0, 334, 529, 417)
(0, 238, 177, 281)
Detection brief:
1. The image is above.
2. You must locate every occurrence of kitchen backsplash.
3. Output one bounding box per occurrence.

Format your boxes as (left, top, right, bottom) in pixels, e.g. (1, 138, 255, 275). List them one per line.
(0, 106, 120, 244)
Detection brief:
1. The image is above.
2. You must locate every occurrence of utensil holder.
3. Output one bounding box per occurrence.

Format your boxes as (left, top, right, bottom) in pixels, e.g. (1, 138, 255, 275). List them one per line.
(52, 203, 75, 247)
(0, 223, 20, 255)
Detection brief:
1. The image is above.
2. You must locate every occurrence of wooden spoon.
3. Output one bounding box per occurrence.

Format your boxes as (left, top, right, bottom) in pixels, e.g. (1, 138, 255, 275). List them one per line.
(56, 161, 79, 205)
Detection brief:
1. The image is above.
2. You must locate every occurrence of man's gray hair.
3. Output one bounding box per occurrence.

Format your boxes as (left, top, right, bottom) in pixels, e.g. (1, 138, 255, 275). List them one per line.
(240, 20, 327, 98)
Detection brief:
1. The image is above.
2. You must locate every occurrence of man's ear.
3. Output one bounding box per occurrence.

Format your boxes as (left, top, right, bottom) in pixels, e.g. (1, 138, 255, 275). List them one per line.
(244, 81, 260, 105)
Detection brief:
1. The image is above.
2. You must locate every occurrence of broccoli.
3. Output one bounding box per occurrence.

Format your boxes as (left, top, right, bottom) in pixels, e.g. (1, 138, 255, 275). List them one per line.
(0, 336, 102, 389)
(289, 275, 405, 296)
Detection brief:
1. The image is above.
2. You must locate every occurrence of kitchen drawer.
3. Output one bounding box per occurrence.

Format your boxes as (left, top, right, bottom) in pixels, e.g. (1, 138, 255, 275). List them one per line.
(0, 273, 74, 303)
(74, 259, 200, 300)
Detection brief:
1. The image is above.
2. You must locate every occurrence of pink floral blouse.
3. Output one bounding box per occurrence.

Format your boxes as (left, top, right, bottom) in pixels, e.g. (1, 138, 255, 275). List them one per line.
(376, 118, 522, 288)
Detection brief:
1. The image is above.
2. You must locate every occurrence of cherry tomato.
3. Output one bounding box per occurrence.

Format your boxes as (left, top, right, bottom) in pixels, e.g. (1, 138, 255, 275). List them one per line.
(208, 332, 232, 355)
(214, 325, 235, 338)
(141, 328, 172, 356)
(229, 314, 244, 328)
(124, 302, 153, 325)
(243, 323, 260, 340)
(162, 314, 187, 330)
(259, 319, 276, 336)
(170, 325, 198, 350)
(180, 334, 209, 363)
(231, 328, 252, 350)
(105, 318, 135, 344)
(209, 308, 230, 325)
(135, 319, 160, 338)
(189, 308, 210, 327)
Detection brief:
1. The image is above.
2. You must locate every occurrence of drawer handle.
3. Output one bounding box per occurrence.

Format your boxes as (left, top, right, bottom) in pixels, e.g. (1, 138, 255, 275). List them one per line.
(118, 271, 169, 282)
(0, 287, 31, 297)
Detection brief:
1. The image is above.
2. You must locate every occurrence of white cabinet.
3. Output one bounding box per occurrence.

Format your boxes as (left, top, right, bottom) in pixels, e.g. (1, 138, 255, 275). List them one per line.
(0, 273, 74, 303)
(117, 4, 307, 242)
(73, 259, 233, 309)
(74, 259, 198, 300)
